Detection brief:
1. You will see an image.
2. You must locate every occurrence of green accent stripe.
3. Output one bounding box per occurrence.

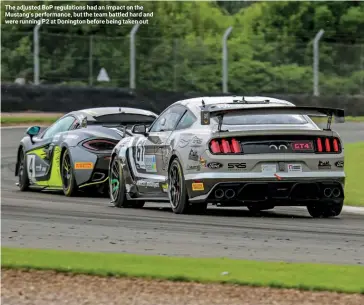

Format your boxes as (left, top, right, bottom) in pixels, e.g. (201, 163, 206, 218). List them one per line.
(79, 177, 109, 188)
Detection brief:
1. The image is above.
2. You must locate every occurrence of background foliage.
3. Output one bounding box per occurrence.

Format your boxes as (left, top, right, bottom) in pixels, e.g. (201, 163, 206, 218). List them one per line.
(1, 1, 364, 94)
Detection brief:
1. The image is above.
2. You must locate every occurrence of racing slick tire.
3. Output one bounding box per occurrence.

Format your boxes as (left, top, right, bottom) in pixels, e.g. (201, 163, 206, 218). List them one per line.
(306, 200, 344, 218)
(168, 158, 207, 215)
(109, 156, 145, 209)
(17, 148, 30, 191)
(61, 149, 78, 197)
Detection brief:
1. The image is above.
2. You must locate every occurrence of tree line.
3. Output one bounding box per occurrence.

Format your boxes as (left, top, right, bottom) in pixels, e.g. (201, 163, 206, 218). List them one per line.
(1, 1, 364, 95)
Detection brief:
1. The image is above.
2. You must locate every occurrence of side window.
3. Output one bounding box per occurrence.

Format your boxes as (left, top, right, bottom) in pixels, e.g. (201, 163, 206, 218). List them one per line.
(42, 116, 76, 139)
(149, 106, 186, 132)
(175, 111, 196, 130)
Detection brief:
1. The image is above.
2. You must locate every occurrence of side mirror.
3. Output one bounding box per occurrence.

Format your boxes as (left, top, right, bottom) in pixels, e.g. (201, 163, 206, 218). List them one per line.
(26, 126, 41, 137)
(132, 124, 147, 135)
(26, 126, 41, 143)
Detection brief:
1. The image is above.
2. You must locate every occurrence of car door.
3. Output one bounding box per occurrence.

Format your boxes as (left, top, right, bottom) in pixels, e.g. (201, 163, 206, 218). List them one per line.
(132, 105, 187, 194)
(26, 115, 77, 187)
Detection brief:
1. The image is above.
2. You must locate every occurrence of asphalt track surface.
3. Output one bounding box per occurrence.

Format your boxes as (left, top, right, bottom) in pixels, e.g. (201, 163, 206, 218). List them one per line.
(2, 124, 364, 265)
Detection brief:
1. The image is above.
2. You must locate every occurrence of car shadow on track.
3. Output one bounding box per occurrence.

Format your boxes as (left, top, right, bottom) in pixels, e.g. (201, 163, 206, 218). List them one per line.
(141, 206, 311, 219)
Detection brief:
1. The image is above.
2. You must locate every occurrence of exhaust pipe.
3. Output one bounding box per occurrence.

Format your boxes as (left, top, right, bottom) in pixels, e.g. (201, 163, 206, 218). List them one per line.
(332, 188, 341, 198)
(225, 189, 236, 199)
(215, 189, 224, 199)
(323, 188, 333, 198)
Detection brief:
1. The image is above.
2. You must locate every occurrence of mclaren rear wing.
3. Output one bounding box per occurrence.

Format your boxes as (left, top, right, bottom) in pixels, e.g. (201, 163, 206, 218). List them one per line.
(200, 104, 345, 131)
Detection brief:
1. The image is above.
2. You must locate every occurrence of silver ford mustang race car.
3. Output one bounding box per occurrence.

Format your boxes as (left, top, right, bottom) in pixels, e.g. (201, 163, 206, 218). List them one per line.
(109, 96, 345, 218)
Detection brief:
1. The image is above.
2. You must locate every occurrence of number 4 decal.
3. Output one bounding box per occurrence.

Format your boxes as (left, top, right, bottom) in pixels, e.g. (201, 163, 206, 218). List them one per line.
(27, 154, 36, 179)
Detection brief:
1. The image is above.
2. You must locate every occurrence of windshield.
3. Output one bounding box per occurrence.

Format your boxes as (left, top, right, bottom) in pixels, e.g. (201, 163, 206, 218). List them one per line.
(222, 114, 308, 125)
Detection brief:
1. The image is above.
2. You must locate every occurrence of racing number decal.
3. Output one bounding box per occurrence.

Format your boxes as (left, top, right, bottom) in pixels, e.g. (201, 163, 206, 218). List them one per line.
(27, 154, 36, 179)
(135, 138, 147, 170)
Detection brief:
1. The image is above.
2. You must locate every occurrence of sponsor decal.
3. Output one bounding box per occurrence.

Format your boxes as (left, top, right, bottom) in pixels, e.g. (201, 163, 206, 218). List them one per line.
(278, 162, 285, 172)
(178, 137, 191, 148)
(228, 162, 246, 169)
(188, 149, 199, 161)
(207, 162, 223, 169)
(178, 135, 203, 148)
(74, 162, 94, 169)
(35, 164, 47, 173)
(287, 164, 302, 172)
(318, 160, 331, 170)
(187, 165, 201, 171)
(192, 182, 204, 191)
(335, 161, 344, 168)
(261, 164, 277, 174)
(144, 155, 157, 173)
(190, 136, 203, 147)
(136, 180, 159, 188)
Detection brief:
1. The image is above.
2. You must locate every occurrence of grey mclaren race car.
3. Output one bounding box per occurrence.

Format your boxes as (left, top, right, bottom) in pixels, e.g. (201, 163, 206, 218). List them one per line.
(109, 96, 346, 218)
(15, 107, 157, 196)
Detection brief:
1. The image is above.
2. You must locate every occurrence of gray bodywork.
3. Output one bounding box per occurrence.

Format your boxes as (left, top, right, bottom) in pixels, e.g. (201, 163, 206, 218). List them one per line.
(15, 107, 158, 192)
(110, 96, 345, 207)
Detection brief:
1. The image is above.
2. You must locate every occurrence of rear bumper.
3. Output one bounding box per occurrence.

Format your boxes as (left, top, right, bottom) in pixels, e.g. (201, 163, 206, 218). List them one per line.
(185, 172, 345, 205)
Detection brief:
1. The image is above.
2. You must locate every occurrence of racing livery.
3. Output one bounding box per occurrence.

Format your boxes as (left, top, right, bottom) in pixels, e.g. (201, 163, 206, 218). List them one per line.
(15, 107, 157, 196)
(109, 96, 345, 218)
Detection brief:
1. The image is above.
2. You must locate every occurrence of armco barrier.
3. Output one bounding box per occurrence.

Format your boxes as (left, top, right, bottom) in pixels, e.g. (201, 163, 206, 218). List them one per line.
(1, 84, 363, 116)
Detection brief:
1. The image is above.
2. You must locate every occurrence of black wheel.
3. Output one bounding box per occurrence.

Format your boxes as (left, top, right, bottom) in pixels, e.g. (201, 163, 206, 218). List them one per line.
(168, 158, 207, 214)
(61, 149, 78, 196)
(17, 148, 30, 191)
(109, 156, 144, 209)
(307, 200, 344, 218)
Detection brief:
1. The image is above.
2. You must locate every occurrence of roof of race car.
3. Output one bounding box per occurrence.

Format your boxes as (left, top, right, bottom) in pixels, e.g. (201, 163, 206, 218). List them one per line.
(68, 107, 158, 121)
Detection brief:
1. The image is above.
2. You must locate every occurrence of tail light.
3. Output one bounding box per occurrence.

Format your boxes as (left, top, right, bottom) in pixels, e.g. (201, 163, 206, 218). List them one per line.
(209, 138, 242, 154)
(315, 137, 341, 153)
(82, 139, 117, 151)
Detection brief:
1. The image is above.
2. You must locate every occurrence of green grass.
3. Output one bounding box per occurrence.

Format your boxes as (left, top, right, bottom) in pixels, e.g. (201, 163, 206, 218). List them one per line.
(2, 247, 364, 293)
(1, 116, 61, 125)
(344, 142, 364, 207)
(312, 116, 364, 123)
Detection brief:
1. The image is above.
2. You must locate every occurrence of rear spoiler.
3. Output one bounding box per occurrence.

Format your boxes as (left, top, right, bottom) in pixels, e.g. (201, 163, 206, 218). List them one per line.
(200, 104, 345, 131)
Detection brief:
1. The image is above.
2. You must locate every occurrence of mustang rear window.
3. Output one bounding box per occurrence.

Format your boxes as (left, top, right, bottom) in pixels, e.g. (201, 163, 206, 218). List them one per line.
(222, 114, 308, 125)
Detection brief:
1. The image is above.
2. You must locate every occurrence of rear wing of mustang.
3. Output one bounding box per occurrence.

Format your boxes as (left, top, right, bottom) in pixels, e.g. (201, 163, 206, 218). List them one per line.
(200, 104, 345, 131)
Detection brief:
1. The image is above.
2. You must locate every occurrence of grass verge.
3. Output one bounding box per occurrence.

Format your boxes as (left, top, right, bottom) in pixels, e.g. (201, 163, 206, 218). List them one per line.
(311, 116, 364, 123)
(2, 247, 364, 294)
(1, 116, 61, 125)
(344, 142, 364, 207)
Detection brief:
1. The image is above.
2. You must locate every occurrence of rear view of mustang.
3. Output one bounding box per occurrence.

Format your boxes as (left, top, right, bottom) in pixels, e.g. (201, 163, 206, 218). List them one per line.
(110, 96, 345, 218)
